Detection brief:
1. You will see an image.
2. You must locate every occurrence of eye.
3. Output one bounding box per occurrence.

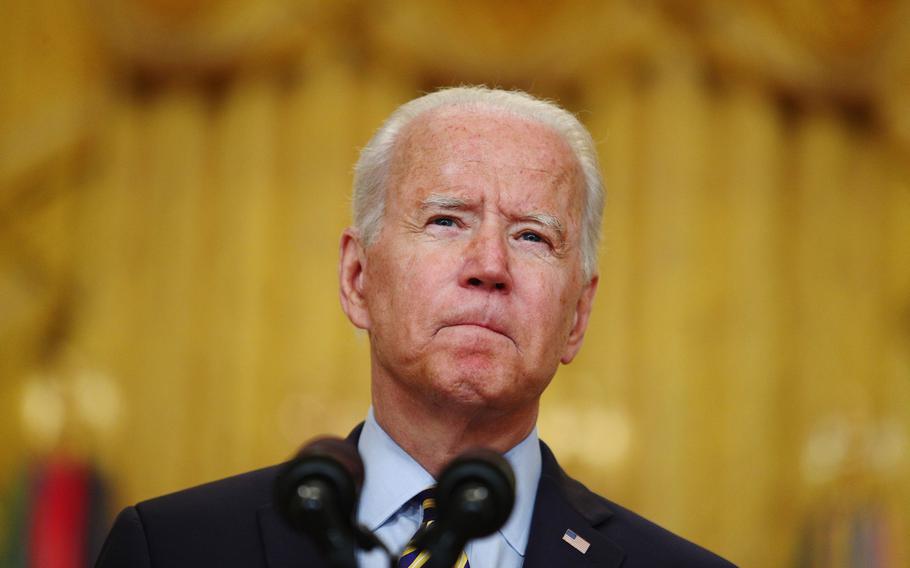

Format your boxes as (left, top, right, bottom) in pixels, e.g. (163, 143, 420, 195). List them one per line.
(517, 230, 546, 244)
(429, 216, 457, 228)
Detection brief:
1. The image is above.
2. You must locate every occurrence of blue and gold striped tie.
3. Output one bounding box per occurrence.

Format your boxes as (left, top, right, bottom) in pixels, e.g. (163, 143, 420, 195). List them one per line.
(398, 487, 470, 568)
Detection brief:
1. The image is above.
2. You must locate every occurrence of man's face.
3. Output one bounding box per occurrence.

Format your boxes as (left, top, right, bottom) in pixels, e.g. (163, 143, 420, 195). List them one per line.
(341, 108, 597, 414)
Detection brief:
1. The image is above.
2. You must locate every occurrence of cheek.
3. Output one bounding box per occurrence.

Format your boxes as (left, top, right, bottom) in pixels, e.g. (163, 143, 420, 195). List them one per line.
(367, 247, 444, 328)
(520, 270, 578, 336)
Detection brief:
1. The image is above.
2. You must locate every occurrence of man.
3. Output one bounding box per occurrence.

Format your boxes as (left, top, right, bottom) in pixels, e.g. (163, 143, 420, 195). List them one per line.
(96, 87, 735, 567)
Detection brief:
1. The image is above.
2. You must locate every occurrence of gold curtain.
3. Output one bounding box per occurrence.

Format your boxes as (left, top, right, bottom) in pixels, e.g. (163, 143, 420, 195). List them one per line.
(2, 1, 909, 565)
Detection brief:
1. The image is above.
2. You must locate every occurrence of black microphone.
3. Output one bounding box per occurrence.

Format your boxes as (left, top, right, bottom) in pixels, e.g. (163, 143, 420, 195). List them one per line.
(412, 449, 516, 568)
(273, 437, 369, 568)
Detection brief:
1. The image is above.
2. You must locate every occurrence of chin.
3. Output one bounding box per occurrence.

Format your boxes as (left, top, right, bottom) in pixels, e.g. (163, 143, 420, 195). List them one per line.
(422, 357, 529, 410)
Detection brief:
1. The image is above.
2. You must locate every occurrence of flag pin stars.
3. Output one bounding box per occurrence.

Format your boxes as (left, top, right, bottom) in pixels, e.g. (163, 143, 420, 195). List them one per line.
(562, 529, 591, 554)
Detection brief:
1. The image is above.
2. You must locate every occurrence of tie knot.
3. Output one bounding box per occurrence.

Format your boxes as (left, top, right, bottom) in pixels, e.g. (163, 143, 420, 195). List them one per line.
(414, 486, 436, 523)
(399, 486, 470, 568)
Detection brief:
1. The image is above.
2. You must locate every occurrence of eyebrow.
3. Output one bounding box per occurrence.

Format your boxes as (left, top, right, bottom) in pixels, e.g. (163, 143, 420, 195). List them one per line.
(420, 194, 468, 210)
(523, 212, 565, 241)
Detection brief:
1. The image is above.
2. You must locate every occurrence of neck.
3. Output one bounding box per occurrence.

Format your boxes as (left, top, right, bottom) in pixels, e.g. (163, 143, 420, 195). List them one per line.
(371, 378, 538, 477)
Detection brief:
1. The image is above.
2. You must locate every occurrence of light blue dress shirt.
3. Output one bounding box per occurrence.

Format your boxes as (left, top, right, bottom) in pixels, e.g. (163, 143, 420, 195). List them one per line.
(355, 408, 541, 568)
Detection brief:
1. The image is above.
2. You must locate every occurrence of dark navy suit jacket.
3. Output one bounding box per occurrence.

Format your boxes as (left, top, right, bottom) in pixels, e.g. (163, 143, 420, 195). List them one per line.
(96, 428, 736, 567)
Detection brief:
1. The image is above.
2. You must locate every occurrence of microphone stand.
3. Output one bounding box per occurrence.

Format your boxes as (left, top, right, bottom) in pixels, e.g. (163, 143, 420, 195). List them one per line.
(351, 524, 397, 568)
(407, 450, 516, 568)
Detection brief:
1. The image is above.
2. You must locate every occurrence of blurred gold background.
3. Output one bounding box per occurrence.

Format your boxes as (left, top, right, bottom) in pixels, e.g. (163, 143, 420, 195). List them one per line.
(2, 0, 909, 565)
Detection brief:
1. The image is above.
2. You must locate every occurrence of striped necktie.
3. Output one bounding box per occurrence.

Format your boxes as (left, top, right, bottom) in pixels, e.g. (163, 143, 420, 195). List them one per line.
(398, 487, 470, 568)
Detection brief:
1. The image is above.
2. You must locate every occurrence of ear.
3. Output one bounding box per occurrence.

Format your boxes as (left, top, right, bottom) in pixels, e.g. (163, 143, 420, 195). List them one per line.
(339, 228, 371, 330)
(560, 274, 598, 364)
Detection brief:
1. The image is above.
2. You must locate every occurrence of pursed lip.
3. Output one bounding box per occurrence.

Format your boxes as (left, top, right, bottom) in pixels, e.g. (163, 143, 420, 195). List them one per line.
(451, 322, 506, 335)
(438, 318, 517, 348)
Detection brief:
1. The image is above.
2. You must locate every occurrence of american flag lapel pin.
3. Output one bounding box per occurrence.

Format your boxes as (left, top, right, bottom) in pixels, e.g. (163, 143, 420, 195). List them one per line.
(562, 528, 591, 554)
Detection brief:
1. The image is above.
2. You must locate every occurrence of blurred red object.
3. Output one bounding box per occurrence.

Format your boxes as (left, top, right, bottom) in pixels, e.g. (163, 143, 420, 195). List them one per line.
(28, 458, 88, 568)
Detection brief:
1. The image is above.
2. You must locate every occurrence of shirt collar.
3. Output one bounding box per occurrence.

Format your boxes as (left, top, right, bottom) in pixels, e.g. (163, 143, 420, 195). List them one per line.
(356, 407, 541, 557)
(496, 421, 540, 557)
(356, 408, 436, 532)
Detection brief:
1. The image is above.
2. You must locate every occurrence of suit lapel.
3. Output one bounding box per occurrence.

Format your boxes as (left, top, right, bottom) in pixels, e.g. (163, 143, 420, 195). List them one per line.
(523, 443, 625, 568)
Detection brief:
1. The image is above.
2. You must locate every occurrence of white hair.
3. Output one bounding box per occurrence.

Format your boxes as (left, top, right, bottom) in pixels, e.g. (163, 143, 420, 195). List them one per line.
(352, 86, 604, 278)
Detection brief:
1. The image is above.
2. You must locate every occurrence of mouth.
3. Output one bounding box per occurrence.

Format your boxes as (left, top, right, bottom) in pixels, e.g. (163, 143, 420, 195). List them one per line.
(451, 322, 505, 335)
(439, 320, 517, 348)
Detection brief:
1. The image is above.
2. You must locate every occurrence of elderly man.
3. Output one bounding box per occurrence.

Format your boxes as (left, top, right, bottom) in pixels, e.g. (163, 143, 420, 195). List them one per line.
(96, 87, 734, 567)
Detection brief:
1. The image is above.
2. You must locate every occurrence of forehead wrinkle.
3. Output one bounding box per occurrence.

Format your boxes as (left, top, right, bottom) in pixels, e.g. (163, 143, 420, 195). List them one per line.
(521, 165, 566, 178)
(503, 160, 579, 207)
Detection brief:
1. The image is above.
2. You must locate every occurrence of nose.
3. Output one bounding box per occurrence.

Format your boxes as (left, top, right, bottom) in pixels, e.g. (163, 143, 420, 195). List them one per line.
(459, 226, 512, 293)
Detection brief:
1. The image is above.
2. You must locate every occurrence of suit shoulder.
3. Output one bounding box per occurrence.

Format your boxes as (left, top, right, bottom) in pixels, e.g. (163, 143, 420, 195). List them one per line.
(129, 463, 285, 565)
(95, 506, 153, 567)
(597, 495, 736, 567)
(137, 463, 282, 520)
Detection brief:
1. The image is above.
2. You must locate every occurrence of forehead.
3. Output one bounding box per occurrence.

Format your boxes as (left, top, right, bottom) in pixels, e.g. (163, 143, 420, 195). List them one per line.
(387, 108, 583, 209)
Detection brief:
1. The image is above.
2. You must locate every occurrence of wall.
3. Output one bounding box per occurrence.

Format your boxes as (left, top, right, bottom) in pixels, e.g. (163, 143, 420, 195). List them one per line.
(1, 1, 909, 565)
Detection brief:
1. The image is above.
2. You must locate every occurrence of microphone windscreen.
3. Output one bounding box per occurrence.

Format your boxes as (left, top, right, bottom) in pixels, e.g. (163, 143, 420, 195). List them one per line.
(273, 436, 364, 531)
(298, 437, 365, 492)
(436, 448, 515, 539)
